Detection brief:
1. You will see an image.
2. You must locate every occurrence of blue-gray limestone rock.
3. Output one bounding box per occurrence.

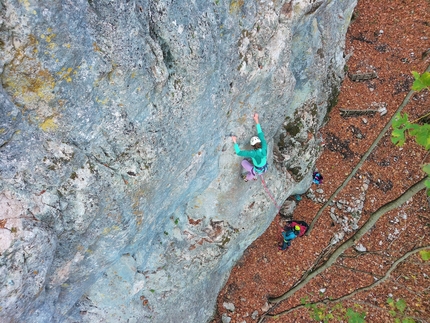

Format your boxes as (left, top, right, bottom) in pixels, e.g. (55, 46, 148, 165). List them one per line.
(0, 0, 356, 322)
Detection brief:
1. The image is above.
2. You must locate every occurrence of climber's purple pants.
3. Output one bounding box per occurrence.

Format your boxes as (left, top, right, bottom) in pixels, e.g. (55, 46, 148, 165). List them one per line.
(241, 160, 257, 181)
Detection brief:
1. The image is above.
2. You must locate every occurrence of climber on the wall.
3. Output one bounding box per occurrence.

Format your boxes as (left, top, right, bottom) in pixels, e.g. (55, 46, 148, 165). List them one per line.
(231, 113, 268, 182)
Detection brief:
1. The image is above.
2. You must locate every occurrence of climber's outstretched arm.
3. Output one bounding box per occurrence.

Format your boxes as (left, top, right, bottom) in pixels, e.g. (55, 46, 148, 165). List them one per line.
(254, 113, 267, 151)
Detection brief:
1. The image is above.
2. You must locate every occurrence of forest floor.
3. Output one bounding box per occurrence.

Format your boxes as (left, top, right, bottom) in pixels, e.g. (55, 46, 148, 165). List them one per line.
(211, 0, 430, 322)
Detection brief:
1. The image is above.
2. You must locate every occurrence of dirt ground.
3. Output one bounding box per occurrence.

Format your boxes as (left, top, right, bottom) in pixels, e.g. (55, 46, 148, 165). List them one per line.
(211, 0, 430, 322)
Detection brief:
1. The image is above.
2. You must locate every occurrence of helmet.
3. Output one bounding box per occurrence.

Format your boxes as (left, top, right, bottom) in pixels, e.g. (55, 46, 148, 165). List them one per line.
(294, 225, 300, 231)
(250, 136, 261, 146)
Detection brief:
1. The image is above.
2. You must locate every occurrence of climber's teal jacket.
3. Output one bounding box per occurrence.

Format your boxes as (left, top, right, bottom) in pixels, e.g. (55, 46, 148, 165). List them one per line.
(234, 123, 267, 169)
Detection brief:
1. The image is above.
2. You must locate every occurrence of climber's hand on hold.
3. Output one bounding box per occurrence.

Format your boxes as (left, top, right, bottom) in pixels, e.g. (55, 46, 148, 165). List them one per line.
(253, 113, 259, 124)
(231, 136, 237, 143)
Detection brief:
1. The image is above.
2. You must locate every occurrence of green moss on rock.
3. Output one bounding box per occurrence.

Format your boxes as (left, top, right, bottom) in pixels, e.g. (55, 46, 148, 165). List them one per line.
(324, 76, 340, 122)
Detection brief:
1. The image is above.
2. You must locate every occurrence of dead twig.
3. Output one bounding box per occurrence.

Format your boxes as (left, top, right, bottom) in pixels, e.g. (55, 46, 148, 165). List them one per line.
(263, 245, 429, 320)
(348, 71, 378, 81)
(339, 108, 378, 117)
(334, 263, 382, 278)
(339, 250, 385, 258)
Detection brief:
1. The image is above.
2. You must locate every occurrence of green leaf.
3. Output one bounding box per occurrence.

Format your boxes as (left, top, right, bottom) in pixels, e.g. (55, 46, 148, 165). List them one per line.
(411, 71, 420, 78)
(387, 298, 395, 307)
(411, 71, 430, 91)
(389, 310, 397, 317)
(423, 164, 430, 175)
(333, 303, 343, 311)
(346, 308, 366, 323)
(391, 128, 407, 146)
(420, 250, 430, 261)
(395, 299, 407, 313)
(402, 317, 416, 323)
(392, 113, 409, 129)
(315, 310, 324, 320)
(311, 311, 320, 320)
(409, 124, 430, 150)
(394, 318, 401, 323)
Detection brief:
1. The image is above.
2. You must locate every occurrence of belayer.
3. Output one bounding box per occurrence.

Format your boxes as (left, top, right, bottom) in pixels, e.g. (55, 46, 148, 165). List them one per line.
(231, 113, 268, 182)
(278, 220, 309, 251)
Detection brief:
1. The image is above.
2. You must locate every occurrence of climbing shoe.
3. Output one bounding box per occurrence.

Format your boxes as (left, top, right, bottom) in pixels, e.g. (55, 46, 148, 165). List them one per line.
(242, 174, 257, 182)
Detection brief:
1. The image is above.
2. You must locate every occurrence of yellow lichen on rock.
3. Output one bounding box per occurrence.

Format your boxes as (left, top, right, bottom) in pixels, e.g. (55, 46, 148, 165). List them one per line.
(229, 0, 244, 14)
(18, 0, 30, 10)
(2, 57, 56, 107)
(39, 117, 58, 132)
(2, 34, 55, 109)
(57, 67, 76, 83)
(230, 0, 245, 13)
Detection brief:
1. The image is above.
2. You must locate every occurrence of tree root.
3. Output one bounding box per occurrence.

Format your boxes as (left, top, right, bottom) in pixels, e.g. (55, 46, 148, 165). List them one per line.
(268, 176, 427, 304)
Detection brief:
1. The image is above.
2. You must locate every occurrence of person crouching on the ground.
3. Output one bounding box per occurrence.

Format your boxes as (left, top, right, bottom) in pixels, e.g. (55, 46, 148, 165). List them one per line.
(231, 113, 268, 182)
(278, 225, 301, 251)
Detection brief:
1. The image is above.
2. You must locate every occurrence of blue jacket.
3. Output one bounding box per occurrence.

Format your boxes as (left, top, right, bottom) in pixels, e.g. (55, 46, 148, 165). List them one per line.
(282, 230, 297, 242)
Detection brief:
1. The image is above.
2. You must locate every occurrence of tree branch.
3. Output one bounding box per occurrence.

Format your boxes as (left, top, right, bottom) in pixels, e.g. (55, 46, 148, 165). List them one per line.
(268, 177, 427, 304)
(307, 63, 430, 235)
(340, 250, 384, 259)
(390, 280, 423, 297)
(265, 245, 429, 319)
(334, 263, 381, 278)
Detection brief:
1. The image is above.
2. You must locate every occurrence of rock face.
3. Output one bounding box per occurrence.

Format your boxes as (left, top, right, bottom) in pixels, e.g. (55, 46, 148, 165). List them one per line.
(0, 0, 356, 322)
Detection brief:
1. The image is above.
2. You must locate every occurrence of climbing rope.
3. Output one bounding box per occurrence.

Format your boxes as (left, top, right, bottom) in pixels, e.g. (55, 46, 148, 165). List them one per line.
(260, 174, 281, 212)
(260, 174, 290, 247)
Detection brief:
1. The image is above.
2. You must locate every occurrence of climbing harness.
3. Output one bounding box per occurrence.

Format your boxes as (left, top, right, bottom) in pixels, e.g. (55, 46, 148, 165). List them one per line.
(254, 163, 268, 174)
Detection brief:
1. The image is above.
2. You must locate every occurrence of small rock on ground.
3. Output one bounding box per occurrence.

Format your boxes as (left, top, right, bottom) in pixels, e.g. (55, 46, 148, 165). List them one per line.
(222, 313, 231, 323)
(223, 302, 235, 312)
(355, 243, 367, 252)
